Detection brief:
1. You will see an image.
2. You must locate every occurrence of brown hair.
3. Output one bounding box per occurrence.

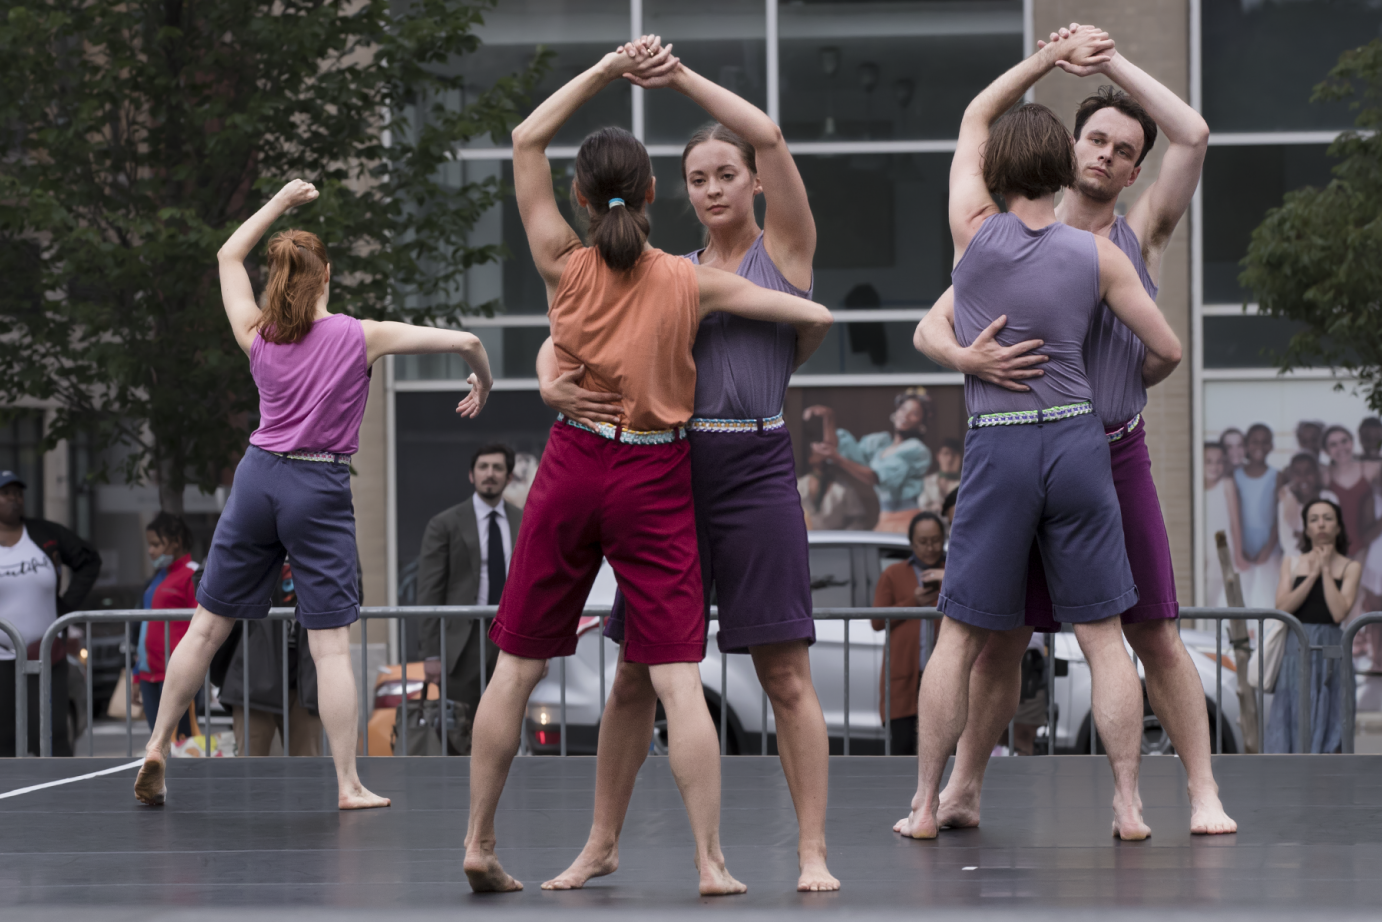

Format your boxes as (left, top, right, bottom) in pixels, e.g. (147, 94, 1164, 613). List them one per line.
(1300, 499, 1349, 555)
(982, 103, 1076, 201)
(259, 230, 330, 345)
(681, 122, 757, 182)
(1073, 86, 1158, 167)
(573, 127, 653, 272)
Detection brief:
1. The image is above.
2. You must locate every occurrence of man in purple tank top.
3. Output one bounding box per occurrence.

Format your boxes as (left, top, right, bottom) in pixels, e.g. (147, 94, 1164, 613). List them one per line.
(915, 24, 1235, 836)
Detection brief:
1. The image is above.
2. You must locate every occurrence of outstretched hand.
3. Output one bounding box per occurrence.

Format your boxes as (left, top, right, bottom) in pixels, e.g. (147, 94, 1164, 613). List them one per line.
(962, 315, 1048, 392)
(274, 179, 319, 210)
(455, 373, 490, 419)
(1039, 23, 1115, 75)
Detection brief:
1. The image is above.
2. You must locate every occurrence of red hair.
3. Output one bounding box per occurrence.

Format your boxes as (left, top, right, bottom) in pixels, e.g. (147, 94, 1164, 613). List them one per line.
(258, 230, 329, 344)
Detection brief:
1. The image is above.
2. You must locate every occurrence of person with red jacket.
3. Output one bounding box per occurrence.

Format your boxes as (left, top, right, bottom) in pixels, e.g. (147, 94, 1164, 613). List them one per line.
(137, 513, 200, 740)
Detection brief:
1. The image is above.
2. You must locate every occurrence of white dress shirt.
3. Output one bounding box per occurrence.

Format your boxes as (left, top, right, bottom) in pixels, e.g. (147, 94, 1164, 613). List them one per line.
(473, 492, 513, 606)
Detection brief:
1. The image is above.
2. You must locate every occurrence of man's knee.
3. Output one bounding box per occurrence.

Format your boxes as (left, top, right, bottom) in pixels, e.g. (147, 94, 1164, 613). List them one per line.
(606, 662, 656, 711)
(971, 629, 1031, 679)
(751, 642, 813, 712)
(1123, 619, 1185, 666)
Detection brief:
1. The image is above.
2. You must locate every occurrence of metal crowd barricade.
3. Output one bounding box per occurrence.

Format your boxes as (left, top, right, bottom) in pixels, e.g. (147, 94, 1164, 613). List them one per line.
(1340, 611, 1382, 753)
(32, 604, 1315, 758)
(1, 618, 27, 757)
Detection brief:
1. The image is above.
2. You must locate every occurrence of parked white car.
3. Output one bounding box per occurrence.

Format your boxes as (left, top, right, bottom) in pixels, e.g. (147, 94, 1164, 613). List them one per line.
(524, 531, 1244, 756)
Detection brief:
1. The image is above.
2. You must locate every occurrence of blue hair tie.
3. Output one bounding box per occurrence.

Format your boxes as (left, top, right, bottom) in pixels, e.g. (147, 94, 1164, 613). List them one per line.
(607, 198, 626, 208)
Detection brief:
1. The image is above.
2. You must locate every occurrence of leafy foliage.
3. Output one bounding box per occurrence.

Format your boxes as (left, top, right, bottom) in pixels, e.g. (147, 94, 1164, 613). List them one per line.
(1241, 39, 1382, 408)
(0, 0, 547, 509)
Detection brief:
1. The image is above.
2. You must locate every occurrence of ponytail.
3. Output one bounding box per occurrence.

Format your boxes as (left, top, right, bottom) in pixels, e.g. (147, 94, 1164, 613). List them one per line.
(574, 127, 653, 272)
(258, 230, 330, 344)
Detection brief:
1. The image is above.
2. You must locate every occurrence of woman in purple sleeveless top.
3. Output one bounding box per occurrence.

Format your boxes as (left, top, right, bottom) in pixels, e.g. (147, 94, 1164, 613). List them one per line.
(135, 180, 494, 811)
(536, 36, 839, 892)
(895, 29, 1183, 845)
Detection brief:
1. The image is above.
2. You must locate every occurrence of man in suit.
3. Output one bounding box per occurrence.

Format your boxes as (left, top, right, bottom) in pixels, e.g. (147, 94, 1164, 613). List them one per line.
(418, 443, 522, 753)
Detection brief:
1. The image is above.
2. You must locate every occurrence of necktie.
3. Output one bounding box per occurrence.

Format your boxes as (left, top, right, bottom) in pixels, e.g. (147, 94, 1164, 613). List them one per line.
(487, 510, 506, 605)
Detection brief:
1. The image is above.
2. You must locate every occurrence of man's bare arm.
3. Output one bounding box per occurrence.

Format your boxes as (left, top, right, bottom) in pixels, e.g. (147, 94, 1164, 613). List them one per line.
(913, 288, 1049, 392)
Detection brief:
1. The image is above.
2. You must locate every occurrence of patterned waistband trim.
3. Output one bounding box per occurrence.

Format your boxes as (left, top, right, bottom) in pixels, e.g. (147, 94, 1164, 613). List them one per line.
(264, 449, 352, 465)
(1106, 413, 1143, 444)
(558, 414, 686, 445)
(967, 401, 1094, 429)
(686, 412, 786, 434)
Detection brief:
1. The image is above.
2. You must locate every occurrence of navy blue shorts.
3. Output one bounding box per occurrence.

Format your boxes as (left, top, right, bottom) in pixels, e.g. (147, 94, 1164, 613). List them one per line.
(196, 447, 360, 630)
(938, 414, 1137, 632)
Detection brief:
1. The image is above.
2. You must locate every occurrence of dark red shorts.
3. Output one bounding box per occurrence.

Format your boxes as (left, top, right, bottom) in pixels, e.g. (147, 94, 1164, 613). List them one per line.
(489, 421, 706, 665)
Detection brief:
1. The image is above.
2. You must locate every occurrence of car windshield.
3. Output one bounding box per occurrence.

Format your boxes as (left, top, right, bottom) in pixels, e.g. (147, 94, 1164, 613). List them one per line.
(808, 545, 853, 608)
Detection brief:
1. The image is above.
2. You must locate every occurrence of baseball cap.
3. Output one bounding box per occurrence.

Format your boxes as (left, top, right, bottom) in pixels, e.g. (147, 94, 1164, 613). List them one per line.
(0, 471, 26, 490)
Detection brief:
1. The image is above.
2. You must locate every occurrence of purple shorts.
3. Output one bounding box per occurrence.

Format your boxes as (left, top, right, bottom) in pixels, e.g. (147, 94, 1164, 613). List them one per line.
(939, 413, 1137, 632)
(606, 424, 815, 654)
(1026, 417, 1178, 631)
(196, 446, 359, 630)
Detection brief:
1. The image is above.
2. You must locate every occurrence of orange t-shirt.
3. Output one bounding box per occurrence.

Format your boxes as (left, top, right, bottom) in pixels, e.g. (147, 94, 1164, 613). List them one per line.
(549, 247, 700, 432)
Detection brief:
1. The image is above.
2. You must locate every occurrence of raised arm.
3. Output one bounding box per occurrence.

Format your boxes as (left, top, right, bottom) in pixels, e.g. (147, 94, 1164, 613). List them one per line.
(216, 180, 319, 356)
(627, 40, 814, 289)
(912, 287, 1048, 391)
(360, 321, 493, 417)
(694, 264, 832, 369)
(1096, 236, 1182, 386)
(949, 26, 1113, 256)
(511, 43, 676, 301)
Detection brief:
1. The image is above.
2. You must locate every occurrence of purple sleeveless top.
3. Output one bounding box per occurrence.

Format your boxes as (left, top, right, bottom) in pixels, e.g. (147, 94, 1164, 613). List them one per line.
(249, 314, 371, 455)
(1083, 216, 1158, 429)
(952, 213, 1101, 416)
(687, 234, 811, 419)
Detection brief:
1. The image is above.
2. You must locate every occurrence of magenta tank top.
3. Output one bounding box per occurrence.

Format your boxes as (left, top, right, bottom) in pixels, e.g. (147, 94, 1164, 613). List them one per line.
(248, 314, 371, 455)
(687, 234, 811, 419)
(1082, 216, 1158, 429)
(952, 213, 1102, 416)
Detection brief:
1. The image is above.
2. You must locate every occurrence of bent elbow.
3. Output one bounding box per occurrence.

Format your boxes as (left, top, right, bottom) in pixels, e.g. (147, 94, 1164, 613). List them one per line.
(1163, 342, 1184, 367)
(511, 119, 537, 150)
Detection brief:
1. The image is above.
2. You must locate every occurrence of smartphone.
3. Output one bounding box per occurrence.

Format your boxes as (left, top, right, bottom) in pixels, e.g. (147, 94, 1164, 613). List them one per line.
(802, 415, 825, 445)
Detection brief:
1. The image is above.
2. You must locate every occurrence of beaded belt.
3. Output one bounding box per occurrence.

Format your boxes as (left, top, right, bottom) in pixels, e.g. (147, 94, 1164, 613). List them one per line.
(687, 412, 786, 434)
(967, 400, 1094, 429)
(558, 413, 686, 445)
(263, 449, 352, 465)
(1106, 413, 1143, 444)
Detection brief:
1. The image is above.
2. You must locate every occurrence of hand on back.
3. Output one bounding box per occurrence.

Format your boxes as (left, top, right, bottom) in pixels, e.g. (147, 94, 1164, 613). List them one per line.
(541, 364, 623, 429)
(964, 315, 1048, 393)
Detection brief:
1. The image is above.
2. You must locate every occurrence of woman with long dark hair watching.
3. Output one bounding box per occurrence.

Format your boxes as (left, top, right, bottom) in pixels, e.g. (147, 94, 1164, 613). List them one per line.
(463, 40, 832, 895)
(1266, 499, 1362, 753)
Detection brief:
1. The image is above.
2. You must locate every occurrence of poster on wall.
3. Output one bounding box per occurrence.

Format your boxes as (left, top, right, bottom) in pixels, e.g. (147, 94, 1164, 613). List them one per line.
(784, 384, 968, 534)
(1203, 379, 1382, 614)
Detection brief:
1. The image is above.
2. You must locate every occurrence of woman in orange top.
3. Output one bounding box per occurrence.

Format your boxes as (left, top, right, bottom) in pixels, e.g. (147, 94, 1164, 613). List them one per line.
(872, 512, 946, 755)
(464, 41, 833, 897)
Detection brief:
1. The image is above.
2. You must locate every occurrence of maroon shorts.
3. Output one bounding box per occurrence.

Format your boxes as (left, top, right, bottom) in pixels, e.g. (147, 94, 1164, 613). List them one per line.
(488, 420, 706, 665)
(1025, 417, 1179, 631)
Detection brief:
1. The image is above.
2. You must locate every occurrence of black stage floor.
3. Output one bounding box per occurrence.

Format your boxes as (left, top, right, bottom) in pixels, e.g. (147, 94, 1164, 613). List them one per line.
(2, 755, 1381, 920)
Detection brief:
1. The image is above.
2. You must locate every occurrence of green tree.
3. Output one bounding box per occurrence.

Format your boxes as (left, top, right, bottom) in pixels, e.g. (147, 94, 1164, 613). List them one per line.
(1241, 39, 1382, 408)
(0, 0, 547, 511)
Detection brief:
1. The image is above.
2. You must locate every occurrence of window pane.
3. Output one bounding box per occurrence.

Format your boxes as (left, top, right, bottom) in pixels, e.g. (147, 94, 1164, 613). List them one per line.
(1203, 315, 1308, 368)
(455, 0, 631, 148)
(643, 1, 767, 145)
(1203, 0, 1382, 133)
(1202, 144, 1335, 304)
(778, 1, 1021, 141)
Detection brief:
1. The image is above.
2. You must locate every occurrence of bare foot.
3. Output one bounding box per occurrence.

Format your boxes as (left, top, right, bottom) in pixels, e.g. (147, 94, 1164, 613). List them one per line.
(893, 808, 938, 839)
(542, 842, 619, 890)
(338, 782, 391, 811)
(134, 749, 167, 806)
(936, 786, 981, 829)
(1189, 788, 1237, 835)
(464, 851, 523, 893)
(796, 851, 840, 892)
(696, 854, 748, 896)
(1111, 792, 1151, 841)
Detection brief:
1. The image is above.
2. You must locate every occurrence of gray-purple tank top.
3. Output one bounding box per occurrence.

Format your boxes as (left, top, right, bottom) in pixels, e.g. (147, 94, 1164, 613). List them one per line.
(1083, 216, 1158, 429)
(951, 212, 1101, 416)
(687, 234, 811, 419)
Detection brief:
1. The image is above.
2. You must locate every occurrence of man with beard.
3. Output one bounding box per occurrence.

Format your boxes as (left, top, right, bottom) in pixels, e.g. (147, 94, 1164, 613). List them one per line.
(417, 444, 523, 753)
(914, 25, 1236, 835)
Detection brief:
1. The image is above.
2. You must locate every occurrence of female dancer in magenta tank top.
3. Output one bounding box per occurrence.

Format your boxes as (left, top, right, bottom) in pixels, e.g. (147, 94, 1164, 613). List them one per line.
(464, 41, 831, 896)
(895, 41, 1182, 842)
(536, 34, 838, 894)
(134, 180, 495, 809)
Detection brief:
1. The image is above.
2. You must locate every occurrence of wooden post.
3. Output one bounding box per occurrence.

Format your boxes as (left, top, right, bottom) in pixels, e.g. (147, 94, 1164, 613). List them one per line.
(1215, 531, 1259, 754)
